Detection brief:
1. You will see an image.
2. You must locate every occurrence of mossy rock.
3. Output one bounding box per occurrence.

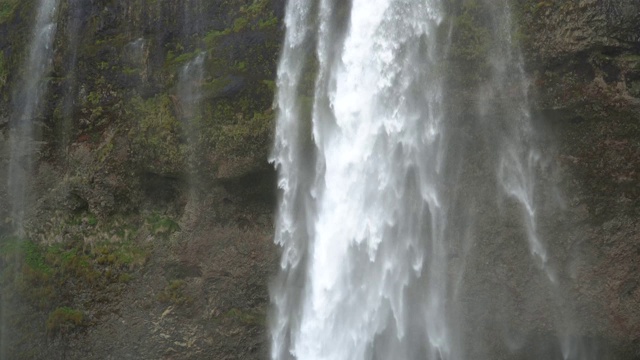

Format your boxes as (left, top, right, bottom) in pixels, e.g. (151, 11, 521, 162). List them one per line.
(126, 94, 187, 175)
(0, 0, 20, 25)
(46, 307, 85, 335)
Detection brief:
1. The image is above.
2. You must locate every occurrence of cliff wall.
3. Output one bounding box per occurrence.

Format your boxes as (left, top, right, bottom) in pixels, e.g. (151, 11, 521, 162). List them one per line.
(0, 0, 637, 358)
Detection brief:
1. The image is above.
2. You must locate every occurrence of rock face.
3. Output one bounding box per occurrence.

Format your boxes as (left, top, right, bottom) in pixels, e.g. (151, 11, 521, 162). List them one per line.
(0, 0, 637, 359)
(0, 0, 283, 358)
(520, 0, 640, 356)
(441, 1, 639, 357)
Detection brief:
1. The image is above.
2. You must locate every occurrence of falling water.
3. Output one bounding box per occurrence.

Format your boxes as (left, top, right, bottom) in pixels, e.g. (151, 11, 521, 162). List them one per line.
(176, 0, 206, 194)
(271, 0, 588, 359)
(2, 0, 60, 357)
(271, 0, 453, 359)
(476, 2, 592, 359)
(178, 54, 205, 122)
(177, 52, 205, 191)
(481, 2, 552, 279)
(7, 0, 60, 234)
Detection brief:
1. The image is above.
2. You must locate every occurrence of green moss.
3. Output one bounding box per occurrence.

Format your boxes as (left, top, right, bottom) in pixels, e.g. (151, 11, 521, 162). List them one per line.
(0, 0, 19, 24)
(235, 60, 247, 72)
(158, 279, 192, 305)
(203, 29, 231, 47)
(445, 1, 493, 87)
(95, 240, 148, 269)
(0, 235, 23, 257)
(86, 213, 98, 226)
(531, 1, 555, 14)
(127, 94, 186, 174)
(122, 66, 138, 75)
(215, 107, 274, 157)
(0, 212, 149, 314)
(146, 213, 180, 237)
(201, 77, 232, 96)
(23, 240, 53, 275)
(118, 273, 133, 283)
(203, 0, 279, 47)
(142, 0, 282, 173)
(46, 307, 85, 334)
(232, 17, 250, 32)
(629, 80, 640, 98)
(0, 51, 7, 90)
(165, 50, 201, 69)
(223, 307, 265, 326)
(450, 9, 490, 63)
(619, 54, 640, 71)
(258, 14, 279, 30)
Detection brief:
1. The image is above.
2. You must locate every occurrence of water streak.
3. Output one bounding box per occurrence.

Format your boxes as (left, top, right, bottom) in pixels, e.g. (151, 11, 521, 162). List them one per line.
(178, 52, 205, 191)
(2, 0, 60, 357)
(7, 0, 60, 234)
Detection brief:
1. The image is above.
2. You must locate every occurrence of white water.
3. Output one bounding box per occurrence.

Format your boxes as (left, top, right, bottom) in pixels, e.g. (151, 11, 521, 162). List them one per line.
(178, 53, 205, 121)
(178, 52, 205, 194)
(271, 1, 453, 359)
(271, 1, 583, 359)
(2, 0, 60, 357)
(7, 0, 60, 234)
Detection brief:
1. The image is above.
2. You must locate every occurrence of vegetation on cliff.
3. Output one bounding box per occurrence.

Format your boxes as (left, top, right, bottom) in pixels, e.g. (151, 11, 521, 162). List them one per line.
(0, 0, 282, 358)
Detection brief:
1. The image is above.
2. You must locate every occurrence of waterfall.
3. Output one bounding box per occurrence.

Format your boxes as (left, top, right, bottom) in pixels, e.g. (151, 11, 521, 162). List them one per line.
(271, 1, 583, 359)
(2, 0, 60, 357)
(178, 54, 205, 122)
(271, 1, 452, 359)
(7, 0, 60, 234)
(177, 0, 206, 195)
(178, 52, 205, 192)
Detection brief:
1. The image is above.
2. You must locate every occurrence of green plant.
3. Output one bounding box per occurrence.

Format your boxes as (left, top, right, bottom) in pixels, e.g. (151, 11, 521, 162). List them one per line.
(22, 240, 52, 275)
(146, 213, 181, 237)
(46, 307, 85, 334)
(0, 219, 148, 310)
(0, 51, 7, 88)
(158, 279, 192, 305)
(532, 1, 554, 14)
(0, 236, 23, 256)
(203, 29, 230, 47)
(127, 95, 186, 174)
(86, 213, 98, 226)
(95, 241, 148, 269)
(165, 50, 200, 68)
(223, 307, 265, 326)
(0, 0, 19, 24)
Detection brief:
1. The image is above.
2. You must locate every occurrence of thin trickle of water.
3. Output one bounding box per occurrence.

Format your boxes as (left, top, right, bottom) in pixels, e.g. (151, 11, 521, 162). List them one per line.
(178, 54, 205, 121)
(178, 52, 205, 190)
(2, 0, 60, 357)
(480, 3, 589, 359)
(272, 0, 586, 359)
(121, 37, 149, 87)
(7, 0, 60, 234)
(483, 2, 551, 277)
